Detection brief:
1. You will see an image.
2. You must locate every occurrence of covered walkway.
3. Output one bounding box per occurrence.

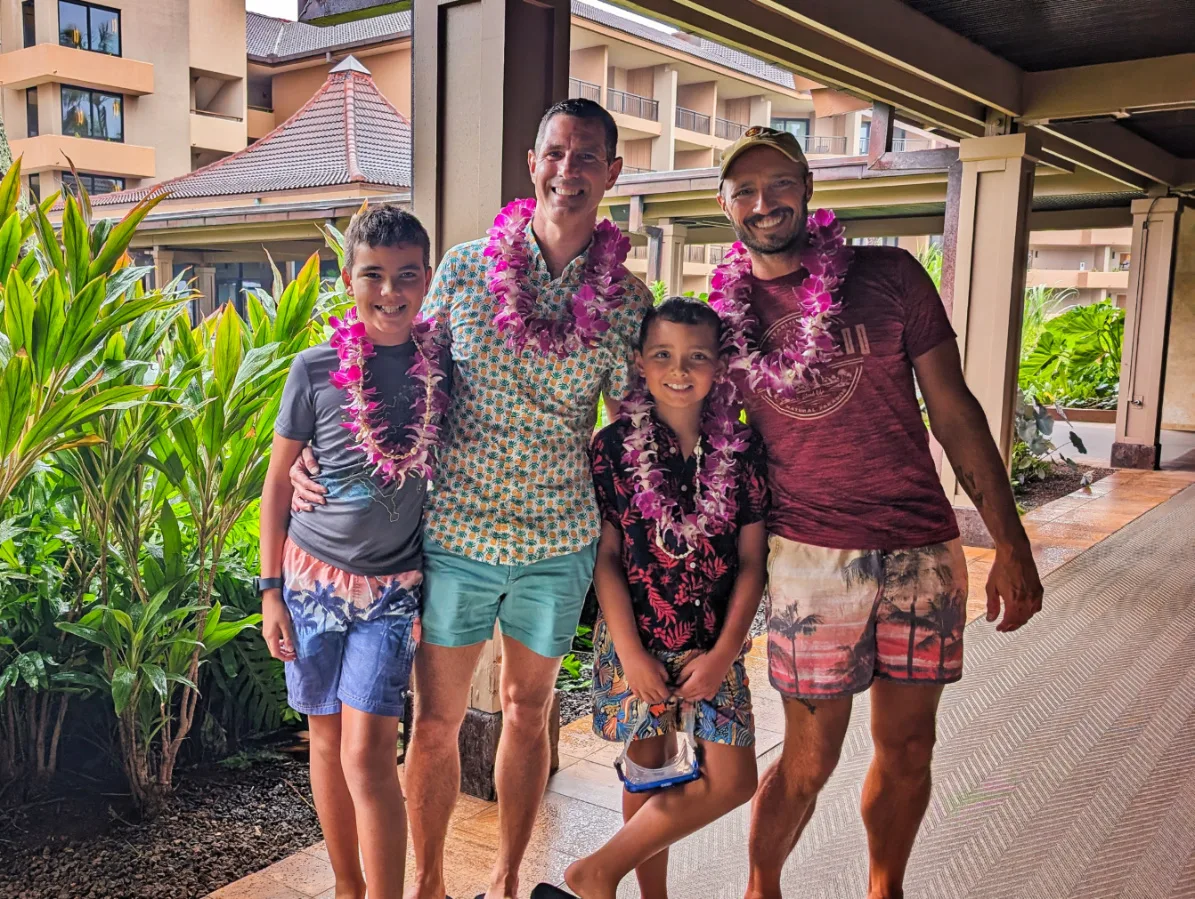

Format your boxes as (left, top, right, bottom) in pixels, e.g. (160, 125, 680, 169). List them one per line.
(209, 468, 1195, 899)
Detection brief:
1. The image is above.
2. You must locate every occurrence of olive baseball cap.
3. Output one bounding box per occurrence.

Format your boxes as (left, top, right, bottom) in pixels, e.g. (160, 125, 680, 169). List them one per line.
(719, 125, 808, 182)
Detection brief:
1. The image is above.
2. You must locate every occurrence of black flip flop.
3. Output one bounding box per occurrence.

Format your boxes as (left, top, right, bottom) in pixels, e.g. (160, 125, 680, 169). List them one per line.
(529, 885, 577, 899)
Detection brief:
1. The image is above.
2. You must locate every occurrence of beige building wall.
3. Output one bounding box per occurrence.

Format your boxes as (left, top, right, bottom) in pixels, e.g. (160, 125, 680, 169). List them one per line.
(620, 137, 652, 170)
(1163, 207, 1195, 432)
(570, 45, 606, 89)
(190, 0, 243, 79)
(676, 81, 716, 117)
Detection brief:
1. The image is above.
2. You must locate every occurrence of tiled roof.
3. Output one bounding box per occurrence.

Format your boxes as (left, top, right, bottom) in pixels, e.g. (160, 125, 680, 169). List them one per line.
(569, 1, 797, 90)
(91, 58, 410, 207)
(245, 4, 796, 90)
(246, 11, 411, 62)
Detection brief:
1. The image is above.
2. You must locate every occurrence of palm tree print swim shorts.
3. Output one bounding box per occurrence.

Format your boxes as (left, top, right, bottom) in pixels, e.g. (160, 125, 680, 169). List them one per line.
(764, 536, 968, 699)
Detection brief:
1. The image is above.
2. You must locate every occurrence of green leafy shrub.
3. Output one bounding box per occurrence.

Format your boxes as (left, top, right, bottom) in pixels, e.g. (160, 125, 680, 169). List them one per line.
(1019, 298, 1124, 410)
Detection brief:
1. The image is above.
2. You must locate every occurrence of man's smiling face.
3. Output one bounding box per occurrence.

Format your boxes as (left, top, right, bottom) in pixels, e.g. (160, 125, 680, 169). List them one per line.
(528, 114, 622, 226)
(717, 145, 814, 256)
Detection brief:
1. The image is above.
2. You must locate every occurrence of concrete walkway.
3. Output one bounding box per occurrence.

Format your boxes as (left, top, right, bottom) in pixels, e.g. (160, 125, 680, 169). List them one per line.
(208, 467, 1195, 899)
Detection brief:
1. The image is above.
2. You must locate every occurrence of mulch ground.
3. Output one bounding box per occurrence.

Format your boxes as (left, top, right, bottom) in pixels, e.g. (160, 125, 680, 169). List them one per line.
(1016, 461, 1112, 511)
(0, 752, 321, 899)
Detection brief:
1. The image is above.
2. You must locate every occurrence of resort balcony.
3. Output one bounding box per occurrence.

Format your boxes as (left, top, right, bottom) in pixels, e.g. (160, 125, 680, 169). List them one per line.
(674, 105, 733, 152)
(247, 106, 276, 142)
(606, 87, 661, 140)
(1026, 268, 1131, 291)
(191, 109, 247, 155)
(804, 134, 848, 157)
(0, 43, 152, 96)
(10, 134, 155, 179)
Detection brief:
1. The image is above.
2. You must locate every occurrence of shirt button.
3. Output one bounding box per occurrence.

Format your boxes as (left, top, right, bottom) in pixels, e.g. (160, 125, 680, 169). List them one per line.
(689, 561, 697, 569)
(669, 447, 677, 454)
(681, 485, 688, 492)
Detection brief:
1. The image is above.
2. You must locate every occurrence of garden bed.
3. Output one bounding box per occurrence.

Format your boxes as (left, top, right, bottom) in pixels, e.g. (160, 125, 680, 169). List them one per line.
(0, 750, 320, 899)
(1016, 460, 1112, 511)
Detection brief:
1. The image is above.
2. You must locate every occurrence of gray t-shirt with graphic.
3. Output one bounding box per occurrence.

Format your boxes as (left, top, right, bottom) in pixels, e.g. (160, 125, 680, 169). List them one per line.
(276, 340, 432, 575)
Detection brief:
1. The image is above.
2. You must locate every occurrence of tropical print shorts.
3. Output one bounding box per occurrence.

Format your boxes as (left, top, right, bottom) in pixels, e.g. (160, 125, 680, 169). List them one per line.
(282, 538, 421, 718)
(765, 535, 968, 700)
(591, 618, 755, 748)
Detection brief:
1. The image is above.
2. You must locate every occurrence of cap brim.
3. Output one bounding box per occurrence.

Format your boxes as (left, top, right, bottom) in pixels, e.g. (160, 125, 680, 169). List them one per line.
(719, 141, 805, 181)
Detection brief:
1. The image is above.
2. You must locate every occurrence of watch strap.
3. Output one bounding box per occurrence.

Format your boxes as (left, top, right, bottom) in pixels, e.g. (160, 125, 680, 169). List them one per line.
(254, 576, 284, 594)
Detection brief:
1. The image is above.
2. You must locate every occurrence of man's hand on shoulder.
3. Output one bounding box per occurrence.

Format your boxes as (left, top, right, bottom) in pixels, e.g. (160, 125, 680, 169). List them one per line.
(289, 446, 326, 513)
(986, 540, 1043, 632)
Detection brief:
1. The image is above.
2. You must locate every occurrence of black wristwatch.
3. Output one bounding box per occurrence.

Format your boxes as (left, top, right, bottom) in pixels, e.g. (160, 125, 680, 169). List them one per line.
(254, 577, 284, 595)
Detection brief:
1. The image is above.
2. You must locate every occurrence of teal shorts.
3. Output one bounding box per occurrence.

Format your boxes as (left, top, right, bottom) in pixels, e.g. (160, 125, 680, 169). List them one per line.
(420, 538, 598, 659)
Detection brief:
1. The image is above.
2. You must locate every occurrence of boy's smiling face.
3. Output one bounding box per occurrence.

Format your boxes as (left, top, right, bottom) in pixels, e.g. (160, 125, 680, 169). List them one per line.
(636, 318, 725, 414)
(341, 243, 432, 346)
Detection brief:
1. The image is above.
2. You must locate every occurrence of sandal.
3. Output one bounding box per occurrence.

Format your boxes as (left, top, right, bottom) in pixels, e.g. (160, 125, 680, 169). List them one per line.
(529, 886, 577, 898)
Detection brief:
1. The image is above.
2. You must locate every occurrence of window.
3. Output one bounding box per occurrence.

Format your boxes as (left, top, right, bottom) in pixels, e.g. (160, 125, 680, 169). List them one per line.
(22, 0, 36, 48)
(216, 263, 274, 319)
(859, 120, 871, 154)
(59, 1, 120, 56)
(772, 117, 810, 145)
(28, 174, 41, 203)
(61, 171, 125, 198)
(26, 89, 38, 138)
(61, 86, 124, 141)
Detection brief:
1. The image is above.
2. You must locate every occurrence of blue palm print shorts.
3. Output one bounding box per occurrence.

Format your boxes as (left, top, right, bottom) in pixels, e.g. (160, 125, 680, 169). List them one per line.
(591, 618, 755, 748)
(281, 538, 421, 718)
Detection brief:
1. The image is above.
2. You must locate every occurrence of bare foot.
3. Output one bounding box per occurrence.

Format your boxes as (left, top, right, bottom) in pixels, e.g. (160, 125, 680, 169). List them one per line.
(564, 858, 618, 899)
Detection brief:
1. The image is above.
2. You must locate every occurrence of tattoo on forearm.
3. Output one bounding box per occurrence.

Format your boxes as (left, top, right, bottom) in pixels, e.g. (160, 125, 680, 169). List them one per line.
(952, 464, 985, 510)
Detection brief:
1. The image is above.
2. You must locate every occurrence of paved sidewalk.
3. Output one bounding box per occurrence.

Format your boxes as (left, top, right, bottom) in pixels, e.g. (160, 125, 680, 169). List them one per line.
(208, 467, 1195, 899)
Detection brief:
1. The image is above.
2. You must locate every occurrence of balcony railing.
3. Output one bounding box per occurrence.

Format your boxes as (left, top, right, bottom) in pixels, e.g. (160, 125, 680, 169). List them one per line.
(606, 88, 658, 121)
(675, 106, 711, 134)
(629, 244, 648, 260)
(714, 117, 747, 140)
(708, 244, 730, 263)
(859, 136, 934, 154)
(803, 134, 847, 155)
(620, 165, 651, 174)
(685, 244, 708, 263)
(568, 77, 601, 103)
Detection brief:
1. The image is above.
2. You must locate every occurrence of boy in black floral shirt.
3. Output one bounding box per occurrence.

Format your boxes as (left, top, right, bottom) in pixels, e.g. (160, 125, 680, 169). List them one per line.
(546, 299, 768, 899)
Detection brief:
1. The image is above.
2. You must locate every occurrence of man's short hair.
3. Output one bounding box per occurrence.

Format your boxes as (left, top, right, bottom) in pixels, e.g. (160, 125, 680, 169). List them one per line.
(638, 296, 723, 351)
(534, 98, 619, 163)
(343, 204, 431, 271)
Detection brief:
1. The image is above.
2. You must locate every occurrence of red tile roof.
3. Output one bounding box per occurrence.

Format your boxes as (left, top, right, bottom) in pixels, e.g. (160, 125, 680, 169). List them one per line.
(91, 57, 410, 207)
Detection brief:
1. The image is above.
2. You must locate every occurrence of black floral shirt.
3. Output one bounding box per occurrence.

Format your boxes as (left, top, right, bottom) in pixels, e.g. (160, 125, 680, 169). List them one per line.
(590, 414, 769, 653)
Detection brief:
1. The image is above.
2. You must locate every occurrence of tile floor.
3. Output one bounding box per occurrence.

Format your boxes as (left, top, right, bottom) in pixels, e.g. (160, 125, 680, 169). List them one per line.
(208, 467, 1195, 899)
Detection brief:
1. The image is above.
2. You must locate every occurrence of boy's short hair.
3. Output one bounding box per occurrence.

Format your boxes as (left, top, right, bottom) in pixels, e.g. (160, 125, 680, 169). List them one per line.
(343, 204, 431, 271)
(535, 98, 619, 164)
(638, 297, 723, 351)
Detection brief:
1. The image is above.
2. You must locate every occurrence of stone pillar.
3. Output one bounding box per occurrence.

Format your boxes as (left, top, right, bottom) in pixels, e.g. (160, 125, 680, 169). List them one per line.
(194, 264, 217, 318)
(845, 110, 863, 157)
(651, 65, 678, 173)
(1162, 206, 1195, 436)
(411, 0, 569, 800)
(941, 133, 1039, 536)
(1112, 197, 1183, 469)
(151, 246, 174, 293)
(412, 0, 570, 260)
(660, 220, 687, 295)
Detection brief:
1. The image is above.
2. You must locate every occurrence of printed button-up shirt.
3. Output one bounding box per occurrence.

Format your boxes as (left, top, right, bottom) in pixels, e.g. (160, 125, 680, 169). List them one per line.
(590, 415, 770, 653)
(423, 228, 653, 566)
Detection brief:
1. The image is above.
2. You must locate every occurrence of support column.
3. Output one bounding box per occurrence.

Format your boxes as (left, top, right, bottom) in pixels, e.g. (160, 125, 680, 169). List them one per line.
(748, 95, 772, 128)
(411, 0, 570, 800)
(151, 246, 174, 293)
(413, 0, 570, 260)
(651, 65, 678, 172)
(194, 264, 217, 318)
(941, 133, 1039, 543)
(1112, 197, 1183, 469)
(660, 220, 687, 295)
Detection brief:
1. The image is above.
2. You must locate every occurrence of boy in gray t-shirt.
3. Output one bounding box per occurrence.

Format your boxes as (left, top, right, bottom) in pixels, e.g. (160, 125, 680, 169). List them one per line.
(258, 206, 446, 899)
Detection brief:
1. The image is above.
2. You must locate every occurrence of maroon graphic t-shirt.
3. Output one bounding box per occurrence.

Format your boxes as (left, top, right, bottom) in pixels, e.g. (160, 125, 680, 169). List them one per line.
(737, 245, 959, 551)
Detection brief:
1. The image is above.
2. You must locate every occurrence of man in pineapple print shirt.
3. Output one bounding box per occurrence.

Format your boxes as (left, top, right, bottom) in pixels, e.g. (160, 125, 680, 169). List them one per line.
(291, 98, 652, 899)
(714, 127, 1044, 899)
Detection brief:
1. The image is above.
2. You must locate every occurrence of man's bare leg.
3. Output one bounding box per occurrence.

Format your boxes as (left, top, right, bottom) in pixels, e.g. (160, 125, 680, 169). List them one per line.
(307, 713, 366, 899)
(340, 706, 406, 899)
(861, 680, 943, 899)
(483, 634, 565, 899)
(622, 736, 673, 898)
(745, 697, 853, 899)
(404, 641, 486, 899)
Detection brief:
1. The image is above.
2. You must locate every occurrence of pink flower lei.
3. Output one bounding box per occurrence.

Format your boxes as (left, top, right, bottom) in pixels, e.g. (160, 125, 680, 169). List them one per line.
(620, 379, 750, 561)
(709, 207, 852, 399)
(485, 197, 631, 358)
(327, 308, 450, 488)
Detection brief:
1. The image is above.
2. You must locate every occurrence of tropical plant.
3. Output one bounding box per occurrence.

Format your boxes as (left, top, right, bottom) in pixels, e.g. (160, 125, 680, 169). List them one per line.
(649, 279, 667, 303)
(915, 241, 943, 291)
(1019, 298, 1124, 409)
(1010, 390, 1089, 490)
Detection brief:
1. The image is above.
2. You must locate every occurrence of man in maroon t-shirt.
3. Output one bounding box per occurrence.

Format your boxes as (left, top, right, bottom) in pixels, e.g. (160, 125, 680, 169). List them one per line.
(714, 127, 1043, 899)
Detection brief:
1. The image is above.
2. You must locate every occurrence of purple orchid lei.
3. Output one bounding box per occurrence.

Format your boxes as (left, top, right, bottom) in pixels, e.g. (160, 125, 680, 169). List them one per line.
(620, 378, 750, 561)
(709, 207, 852, 399)
(484, 197, 632, 358)
(327, 307, 450, 488)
